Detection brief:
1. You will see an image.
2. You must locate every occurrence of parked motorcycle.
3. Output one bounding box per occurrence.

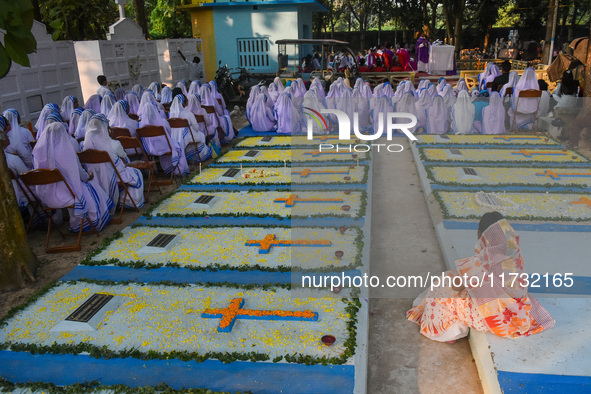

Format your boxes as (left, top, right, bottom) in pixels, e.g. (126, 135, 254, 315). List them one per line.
(215, 61, 263, 106)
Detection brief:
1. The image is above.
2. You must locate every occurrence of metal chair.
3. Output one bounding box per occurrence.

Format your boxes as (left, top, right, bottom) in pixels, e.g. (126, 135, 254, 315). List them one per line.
(167, 117, 202, 165)
(511, 89, 542, 132)
(77, 149, 140, 224)
(116, 136, 162, 203)
(19, 168, 98, 253)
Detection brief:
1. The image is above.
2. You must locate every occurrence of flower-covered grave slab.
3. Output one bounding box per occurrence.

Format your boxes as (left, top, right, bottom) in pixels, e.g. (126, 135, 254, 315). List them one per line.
(87, 226, 363, 272)
(236, 136, 358, 148)
(434, 190, 591, 222)
(427, 166, 591, 189)
(147, 190, 366, 219)
(215, 149, 369, 164)
(187, 165, 369, 185)
(0, 282, 358, 365)
(420, 147, 588, 164)
(414, 134, 561, 146)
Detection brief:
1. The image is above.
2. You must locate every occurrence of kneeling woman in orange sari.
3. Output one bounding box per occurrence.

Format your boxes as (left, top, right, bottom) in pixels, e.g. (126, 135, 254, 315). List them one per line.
(407, 212, 555, 342)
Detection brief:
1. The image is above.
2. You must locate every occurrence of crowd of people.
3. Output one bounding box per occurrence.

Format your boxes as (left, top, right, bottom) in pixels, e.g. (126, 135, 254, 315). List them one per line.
(246, 63, 577, 137)
(3, 75, 237, 237)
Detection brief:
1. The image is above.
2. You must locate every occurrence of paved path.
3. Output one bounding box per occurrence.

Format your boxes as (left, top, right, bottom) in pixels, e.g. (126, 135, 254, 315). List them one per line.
(367, 139, 483, 393)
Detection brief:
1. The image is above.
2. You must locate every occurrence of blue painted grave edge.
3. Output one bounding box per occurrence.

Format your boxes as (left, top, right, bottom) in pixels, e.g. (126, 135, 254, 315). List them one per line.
(0, 351, 355, 393)
(497, 370, 591, 393)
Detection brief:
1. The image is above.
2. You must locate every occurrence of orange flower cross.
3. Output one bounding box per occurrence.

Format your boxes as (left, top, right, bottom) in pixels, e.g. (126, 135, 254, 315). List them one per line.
(201, 298, 318, 332)
(274, 194, 344, 207)
(245, 234, 331, 254)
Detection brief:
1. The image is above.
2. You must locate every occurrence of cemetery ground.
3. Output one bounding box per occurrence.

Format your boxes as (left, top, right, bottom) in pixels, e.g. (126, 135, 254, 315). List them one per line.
(1, 121, 590, 392)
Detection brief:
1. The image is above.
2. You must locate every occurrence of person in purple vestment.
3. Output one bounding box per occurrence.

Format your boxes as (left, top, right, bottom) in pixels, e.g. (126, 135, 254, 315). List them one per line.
(415, 32, 430, 72)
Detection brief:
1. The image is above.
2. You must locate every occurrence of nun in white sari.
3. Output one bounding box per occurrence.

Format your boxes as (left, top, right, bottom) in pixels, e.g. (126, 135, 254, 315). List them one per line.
(425, 96, 449, 134)
(200, 84, 235, 142)
(126, 92, 140, 115)
(3, 108, 35, 155)
(310, 78, 325, 98)
(138, 91, 166, 120)
(275, 93, 303, 134)
(268, 83, 280, 104)
(396, 92, 420, 133)
(455, 79, 468, 94)
(508, 68, 540, 130)
(499, 71, 519, 100)
(148, 82, 161, 101)
(108, 102, 138, 137)
(186, 94, 220, 148)
(352, 88, 372, 133)
(441, 84, 456, 108)
(160, 86, 173, 105)
(188, 81, 201, 96)
(32, 122, 113, 232)
(415, 84, 436, 128)
(84, 95, 102, 114)
(139, 103, 189, 176)
(302, 90, 327, 134)
(100, 94, 115, 116)
(371, 96, 394, 137)
(68, 107, 84, 136)
(481, 92, 506, 134)
(478, 62, 500, 90)
(83, 114, 144, 209)
(74, 109, 96, 141)
(60, 95, 78, 123)
(451, 91, 475, 134)
(35, 103, 60, 138)
(246, 85, 261, 123)
(250, 94, 277, 132)
(3, 114, 33, 170)
(169, 94, 211, 161)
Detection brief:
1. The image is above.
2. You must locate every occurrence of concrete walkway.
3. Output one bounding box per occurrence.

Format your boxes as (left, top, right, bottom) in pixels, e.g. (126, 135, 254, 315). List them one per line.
(367, 139, 483, 393)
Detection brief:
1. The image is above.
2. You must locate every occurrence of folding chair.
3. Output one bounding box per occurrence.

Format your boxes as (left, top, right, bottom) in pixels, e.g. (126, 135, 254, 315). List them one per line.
(202, 105, 226, 144)
(109, 127, 132, 139)
(29, 140, 36, 150)
(511, 89, 542, 132)
(504, 87, 513, 97)
(19, 168, 98, 253)
(128, 113, 139, 121)
(8, 168, 46, 232)
(167, 117, 202, 166)
(77, 149, 140, 224)
(195, 114, 214, 144)
(135, 125, 179, 183)
(116, 136, 161, 203)
(486, 82, 493, 90)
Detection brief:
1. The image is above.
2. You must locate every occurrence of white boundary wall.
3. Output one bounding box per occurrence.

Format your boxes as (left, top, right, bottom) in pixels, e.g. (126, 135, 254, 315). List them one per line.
(156, 38, 204, 87)
(0, 21, 82, 124)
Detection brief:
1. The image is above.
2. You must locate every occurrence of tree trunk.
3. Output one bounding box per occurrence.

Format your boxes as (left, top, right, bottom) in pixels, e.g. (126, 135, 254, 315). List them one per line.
(0, 150, 38, 290)
(31, 0, 42, 22)
(585, 29, 591, 97)
(454, 12, 463, 55)
(132, 0, 150, 39)
(442, 6, 453, 44)
(543, 0, 556, 63)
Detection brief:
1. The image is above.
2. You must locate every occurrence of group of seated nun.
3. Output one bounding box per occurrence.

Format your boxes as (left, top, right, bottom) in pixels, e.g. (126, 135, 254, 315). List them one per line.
(4, 78, 237, 236)
(246, 67, 553, 135)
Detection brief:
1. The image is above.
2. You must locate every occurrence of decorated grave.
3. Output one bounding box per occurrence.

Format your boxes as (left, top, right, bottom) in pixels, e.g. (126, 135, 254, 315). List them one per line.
(414, 134, 562, 147)
(433, 190, 591, 221)
(214, 149, 369, 165)
(236, 135, 359, 148)
(425, 166, 591, 190)
(186, 165, 369, 186)
(85, 226, 363, 272)
(0, 136, 371, 393)
(145, 190, 366, 220)
(419, 147, 588, 164)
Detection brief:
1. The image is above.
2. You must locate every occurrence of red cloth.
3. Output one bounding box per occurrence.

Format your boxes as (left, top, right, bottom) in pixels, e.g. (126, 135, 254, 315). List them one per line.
(359, 66, 370, 73)
(396, 49, 410, 71)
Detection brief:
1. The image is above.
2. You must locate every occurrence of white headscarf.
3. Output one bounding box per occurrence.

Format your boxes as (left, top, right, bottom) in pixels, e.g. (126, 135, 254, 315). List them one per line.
(84, 95, 102, 114)
(511, 68, 540, 114)
(132, 84, 143, 97)
(60, 95, 77, 122)
(500, 71, 520, 98)
(126, 92, 140, 115)
(160, 86, 173, 104)
(426, 96, 449, 134)
(455, 79, 468, 93)
(74, 109, 96, 140)
(177, 81, 188, 96)
(482, 92, 506, 134)
(35, 103, 60, 135)
(436, 78, 448, 95)
(250, 94, 277, 132)
(100, 94, 115, 116)
(273, 77, 285, 92)
(451, 90, 475, 134)
(442, 84, 456, 108)
(188, 80, 201, 95)
(108, 102, 138, 137)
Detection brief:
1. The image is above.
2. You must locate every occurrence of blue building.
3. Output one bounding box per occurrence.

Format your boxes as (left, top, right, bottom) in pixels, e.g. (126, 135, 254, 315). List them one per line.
(180, 0, 326, 79)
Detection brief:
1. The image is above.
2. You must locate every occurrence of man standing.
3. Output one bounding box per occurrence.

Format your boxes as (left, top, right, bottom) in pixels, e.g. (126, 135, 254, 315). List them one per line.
(178, 49, 204, 82)
(97, 75, 110, 97)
